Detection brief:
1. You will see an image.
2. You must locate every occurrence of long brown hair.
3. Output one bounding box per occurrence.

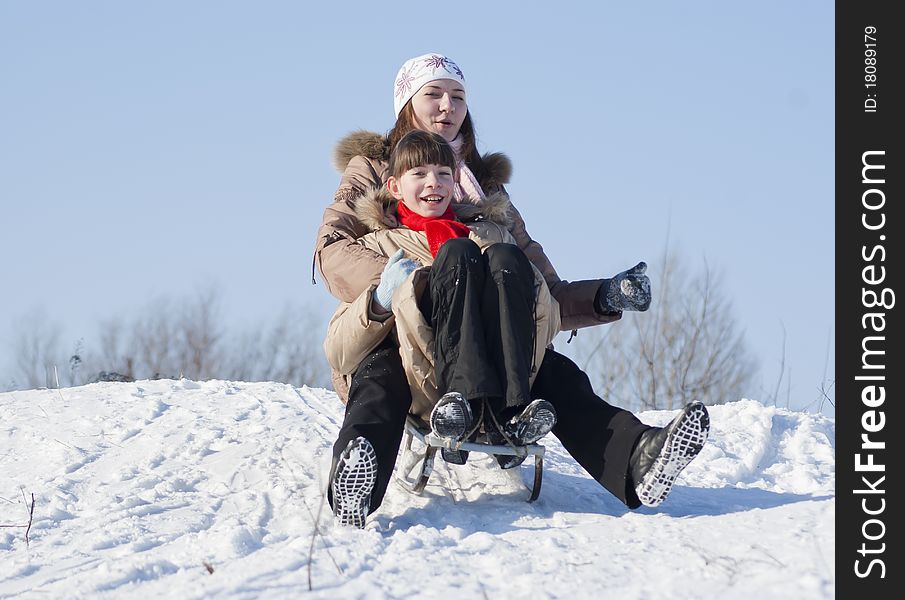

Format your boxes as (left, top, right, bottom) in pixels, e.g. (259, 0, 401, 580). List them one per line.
(387, 102, 487, 183)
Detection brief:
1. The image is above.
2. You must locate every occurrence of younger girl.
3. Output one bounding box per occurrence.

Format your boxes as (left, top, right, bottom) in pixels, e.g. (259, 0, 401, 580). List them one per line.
(325, 130, 559, 527)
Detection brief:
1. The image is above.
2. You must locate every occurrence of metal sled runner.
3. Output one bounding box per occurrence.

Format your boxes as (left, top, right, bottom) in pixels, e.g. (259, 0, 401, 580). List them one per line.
(397, 416, 546, 502)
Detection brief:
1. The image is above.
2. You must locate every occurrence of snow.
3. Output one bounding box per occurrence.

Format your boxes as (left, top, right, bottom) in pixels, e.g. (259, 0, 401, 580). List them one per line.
(0, 381, 835, 598)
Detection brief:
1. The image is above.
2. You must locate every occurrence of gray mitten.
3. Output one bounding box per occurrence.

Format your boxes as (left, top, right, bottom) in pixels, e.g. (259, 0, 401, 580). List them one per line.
(595, 262, 651, 313)
(374, 249, 419, 311)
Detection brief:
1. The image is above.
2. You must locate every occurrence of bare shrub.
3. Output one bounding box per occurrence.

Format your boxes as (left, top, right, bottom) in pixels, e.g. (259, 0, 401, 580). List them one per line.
(176, 288, 224, 380)
(8, 309, 65, 389)
(4, 289, 331, 390)
(222, 306, 331, 388)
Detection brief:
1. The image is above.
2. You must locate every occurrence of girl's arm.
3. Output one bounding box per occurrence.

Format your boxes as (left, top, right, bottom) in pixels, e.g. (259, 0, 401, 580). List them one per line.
(314, 155, 389, 302)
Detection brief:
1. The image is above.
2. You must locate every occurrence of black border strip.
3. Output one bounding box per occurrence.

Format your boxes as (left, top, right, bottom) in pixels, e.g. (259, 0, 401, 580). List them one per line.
(837, 1, 900, 595)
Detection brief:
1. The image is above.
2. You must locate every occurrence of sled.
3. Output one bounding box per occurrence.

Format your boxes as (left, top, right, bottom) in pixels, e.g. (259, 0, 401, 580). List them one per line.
(397, 416, 546, 502)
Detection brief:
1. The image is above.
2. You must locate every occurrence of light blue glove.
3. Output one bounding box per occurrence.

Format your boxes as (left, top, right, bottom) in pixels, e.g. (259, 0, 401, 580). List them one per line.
(374, 249, 419, 311)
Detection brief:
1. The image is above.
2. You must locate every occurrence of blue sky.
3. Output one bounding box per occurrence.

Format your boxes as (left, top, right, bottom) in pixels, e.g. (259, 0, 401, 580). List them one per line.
(0, 1, 834, 413)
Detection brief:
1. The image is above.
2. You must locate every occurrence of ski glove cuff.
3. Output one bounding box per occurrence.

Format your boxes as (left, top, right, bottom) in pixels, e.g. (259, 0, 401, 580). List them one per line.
(595, 261, 651, 313)
(374, 249, 419, 312)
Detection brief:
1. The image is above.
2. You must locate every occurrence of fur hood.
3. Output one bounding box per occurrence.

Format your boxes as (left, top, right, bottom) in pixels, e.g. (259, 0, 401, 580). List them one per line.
(354, 185, 515, 234)
(332, 130, 513, 187)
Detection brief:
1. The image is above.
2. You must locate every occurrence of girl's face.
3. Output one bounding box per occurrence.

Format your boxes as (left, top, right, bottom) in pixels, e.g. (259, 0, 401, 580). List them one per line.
(410, 79, 467, 142)
(388, 164, 455, 218)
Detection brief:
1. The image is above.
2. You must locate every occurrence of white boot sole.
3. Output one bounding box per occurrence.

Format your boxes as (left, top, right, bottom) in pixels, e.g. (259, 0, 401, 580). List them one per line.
(514, 402, 556, 444)
(635, 403, 710, 508)
(430, 393, 472, 440)
(332, 438, 377, 528)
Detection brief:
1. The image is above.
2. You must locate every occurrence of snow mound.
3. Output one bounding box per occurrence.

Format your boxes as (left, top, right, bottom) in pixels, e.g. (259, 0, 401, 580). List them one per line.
(0, 381, 834, 598)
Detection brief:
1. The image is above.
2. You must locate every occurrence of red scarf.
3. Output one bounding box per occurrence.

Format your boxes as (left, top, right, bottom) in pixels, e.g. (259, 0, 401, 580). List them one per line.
(396, 202, 471, 257)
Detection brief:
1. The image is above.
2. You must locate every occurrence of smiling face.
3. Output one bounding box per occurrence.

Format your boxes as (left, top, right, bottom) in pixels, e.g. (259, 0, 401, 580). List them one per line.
(409, 79, 467, 142)
(387, 164, 455, 218)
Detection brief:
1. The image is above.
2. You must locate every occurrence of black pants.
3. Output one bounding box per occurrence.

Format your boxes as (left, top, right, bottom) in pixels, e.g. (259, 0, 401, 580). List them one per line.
(424, 238, 536, 410)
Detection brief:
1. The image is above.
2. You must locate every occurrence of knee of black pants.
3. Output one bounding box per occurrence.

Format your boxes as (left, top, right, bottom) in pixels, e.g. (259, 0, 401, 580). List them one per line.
(484, 243, 534, 294)
(485, 243, 531, 275)
(433, 237, 481, 272)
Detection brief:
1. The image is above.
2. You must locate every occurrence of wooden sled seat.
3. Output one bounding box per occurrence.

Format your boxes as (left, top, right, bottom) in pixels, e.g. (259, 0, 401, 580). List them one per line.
(396, 415, 546, 502)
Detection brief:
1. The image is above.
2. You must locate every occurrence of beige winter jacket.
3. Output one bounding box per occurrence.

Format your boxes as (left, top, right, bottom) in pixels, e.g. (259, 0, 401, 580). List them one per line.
(324, 186, 561, 423)
(314, 131, 620, 332)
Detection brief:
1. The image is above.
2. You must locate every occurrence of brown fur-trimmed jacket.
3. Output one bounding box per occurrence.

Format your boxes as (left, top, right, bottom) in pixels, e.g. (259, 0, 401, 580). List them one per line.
(314, 131, 620, 331)
(323, 185, 561, 422)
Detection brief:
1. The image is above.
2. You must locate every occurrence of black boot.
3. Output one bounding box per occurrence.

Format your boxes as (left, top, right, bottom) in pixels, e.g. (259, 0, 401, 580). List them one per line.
(629, 402, 710, 507)
(430, 392, 474, 439)
(504, 399, 556, 444)
(487, 400, 557, 469)
(331, 436, 378, 528)
(430, 392, 474, 465)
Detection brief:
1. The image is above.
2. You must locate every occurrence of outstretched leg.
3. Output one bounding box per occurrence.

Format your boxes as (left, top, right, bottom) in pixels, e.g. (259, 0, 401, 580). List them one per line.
(330, 338, 412, 517)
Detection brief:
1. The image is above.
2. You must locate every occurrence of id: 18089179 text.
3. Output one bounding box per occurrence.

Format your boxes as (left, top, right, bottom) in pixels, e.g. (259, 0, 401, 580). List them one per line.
(864, 26, 878, 113)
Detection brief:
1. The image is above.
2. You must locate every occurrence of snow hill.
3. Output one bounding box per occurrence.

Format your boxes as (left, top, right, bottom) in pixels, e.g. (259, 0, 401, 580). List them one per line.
(1, 380, 835, 599)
